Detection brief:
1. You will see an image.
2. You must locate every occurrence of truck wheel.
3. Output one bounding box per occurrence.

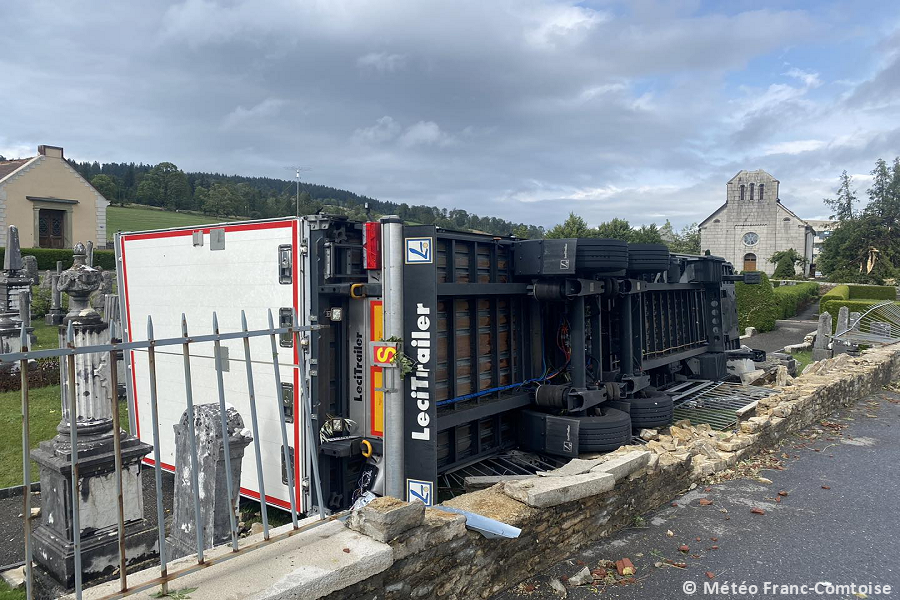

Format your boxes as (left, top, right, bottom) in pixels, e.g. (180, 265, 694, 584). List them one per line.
(629, 390, 674, 428)
(576, 239, 629, 273)
(577, 407, 632, 453)
(627, 243, 670, 273)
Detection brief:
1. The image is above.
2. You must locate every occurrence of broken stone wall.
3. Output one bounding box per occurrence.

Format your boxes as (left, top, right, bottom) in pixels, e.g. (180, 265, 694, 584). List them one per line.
(325, 345, 900, 600)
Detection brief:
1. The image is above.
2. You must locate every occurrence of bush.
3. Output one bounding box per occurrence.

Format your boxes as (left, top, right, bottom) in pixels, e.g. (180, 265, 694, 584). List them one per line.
(819, 284, 899, 331)
(31, 285, 68, 318)
(0, 247, 116, 271)
(773, 282, 820, 319)
(736, 272, 778, 333)
(847, 285, 897, 301)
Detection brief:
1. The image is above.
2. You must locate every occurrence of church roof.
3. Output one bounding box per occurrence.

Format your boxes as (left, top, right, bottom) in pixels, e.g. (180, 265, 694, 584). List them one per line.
(727, 169, 780, 184)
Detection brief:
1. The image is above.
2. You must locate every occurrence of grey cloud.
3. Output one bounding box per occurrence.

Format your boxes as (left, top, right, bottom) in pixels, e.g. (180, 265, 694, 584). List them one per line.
(0, 1, 896, 230)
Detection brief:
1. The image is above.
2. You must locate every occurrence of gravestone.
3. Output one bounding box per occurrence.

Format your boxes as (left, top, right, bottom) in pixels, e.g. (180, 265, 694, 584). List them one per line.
(0, 226, 35, 359)
(169, 404, 253, 559)
(812, 312, 833, 362)
(22, 255, 39, 285)
(833, 306, 851, 354)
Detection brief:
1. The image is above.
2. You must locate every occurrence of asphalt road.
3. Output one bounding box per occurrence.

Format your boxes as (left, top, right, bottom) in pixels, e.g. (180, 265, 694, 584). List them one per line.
(494, 385, 900, 600)
(745, 302, 819, 354)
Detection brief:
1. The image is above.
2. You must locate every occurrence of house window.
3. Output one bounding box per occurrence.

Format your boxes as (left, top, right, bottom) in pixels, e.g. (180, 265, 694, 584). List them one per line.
(759, 183, 764, 200)
(740, 185, 745, 201)
(749, 183, 755, 201)
(713, 219, 720, 223)
(743, 253, 757, 272)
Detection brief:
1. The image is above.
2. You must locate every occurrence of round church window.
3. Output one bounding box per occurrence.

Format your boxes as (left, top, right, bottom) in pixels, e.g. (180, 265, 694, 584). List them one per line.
(742, 232, 759, 246)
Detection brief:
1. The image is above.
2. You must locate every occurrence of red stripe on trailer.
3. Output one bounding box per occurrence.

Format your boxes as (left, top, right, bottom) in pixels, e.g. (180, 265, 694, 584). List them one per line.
(292, 220, 302, 511)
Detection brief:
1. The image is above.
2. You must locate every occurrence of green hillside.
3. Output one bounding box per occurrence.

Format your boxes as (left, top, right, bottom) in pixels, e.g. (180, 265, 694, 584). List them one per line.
(106, 205, 237, 239)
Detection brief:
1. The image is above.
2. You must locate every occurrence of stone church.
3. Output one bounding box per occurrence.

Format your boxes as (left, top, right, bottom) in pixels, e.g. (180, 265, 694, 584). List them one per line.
(699, 170, 815, 277)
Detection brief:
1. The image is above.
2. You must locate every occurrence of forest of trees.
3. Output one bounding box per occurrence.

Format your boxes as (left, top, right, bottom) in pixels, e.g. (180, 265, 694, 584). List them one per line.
(818, 158, 900, 284)
(58, 157, 704, 248)
(545, 213, 701, 254)
(67, 159, 546, 238)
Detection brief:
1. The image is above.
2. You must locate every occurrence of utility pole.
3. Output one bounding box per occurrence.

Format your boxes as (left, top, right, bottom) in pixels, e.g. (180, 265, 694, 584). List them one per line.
(286, 166, 311, 217)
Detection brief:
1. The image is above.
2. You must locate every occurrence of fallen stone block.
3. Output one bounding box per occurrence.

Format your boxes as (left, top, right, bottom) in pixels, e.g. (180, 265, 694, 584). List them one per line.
(740, 369, 767, 386)
(590, 450, 651, 482)
(464, 475, 532, 493)
(639, 428, 659, 441)
(716, 435, 751, 452)
(348, 496, 425, 543)
(690, 441, 719, 459)
(390, 509, 467, 561)
(537, 457, 607, 478)
(503, 472, 615, 508)
(568, 566, 593, 586)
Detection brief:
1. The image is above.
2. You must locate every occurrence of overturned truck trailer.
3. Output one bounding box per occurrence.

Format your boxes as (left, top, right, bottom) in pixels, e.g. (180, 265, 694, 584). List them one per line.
(117, 215, 757, 515)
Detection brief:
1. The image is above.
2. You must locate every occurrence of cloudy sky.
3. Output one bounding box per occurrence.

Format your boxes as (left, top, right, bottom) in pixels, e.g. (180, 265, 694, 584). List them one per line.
(2, 0, 899, 229)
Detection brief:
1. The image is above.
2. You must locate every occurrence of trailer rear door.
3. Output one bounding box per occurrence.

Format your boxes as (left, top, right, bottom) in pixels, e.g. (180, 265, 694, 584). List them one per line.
(118, 219, 305, 512)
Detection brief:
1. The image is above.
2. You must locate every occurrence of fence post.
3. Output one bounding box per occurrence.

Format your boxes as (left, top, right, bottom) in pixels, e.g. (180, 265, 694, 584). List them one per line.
(30, 242, 156, 591)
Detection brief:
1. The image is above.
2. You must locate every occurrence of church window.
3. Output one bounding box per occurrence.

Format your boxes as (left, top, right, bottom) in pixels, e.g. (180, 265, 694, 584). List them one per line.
(759, 183, 764, 200)
(749, 183, 755, 201)
(740, 185, 745, 201)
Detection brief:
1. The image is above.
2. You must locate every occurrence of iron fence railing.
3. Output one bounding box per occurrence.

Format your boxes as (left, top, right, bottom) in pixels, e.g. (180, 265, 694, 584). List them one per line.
(0, 310, 328, 600)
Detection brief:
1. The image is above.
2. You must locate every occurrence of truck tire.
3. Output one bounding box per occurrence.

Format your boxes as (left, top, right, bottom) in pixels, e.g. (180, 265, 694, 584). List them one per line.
(576, 239, 628, 273)
(627, 243, 670, 274)
(577, 407, 632, 453)
(629, 390, 674, 429)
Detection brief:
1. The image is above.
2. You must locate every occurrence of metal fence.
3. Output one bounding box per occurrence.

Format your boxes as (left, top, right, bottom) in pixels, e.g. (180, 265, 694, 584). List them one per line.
(0, 310, 328, 600)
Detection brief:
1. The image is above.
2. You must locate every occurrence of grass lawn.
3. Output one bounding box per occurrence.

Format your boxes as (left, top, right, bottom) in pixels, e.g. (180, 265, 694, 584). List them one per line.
(31, 321, 59, 351)
(0, 385, 129, 488)
(107, 205, 237, 240)
(0, 580, 25, 600)
(793, 349, 813, 373)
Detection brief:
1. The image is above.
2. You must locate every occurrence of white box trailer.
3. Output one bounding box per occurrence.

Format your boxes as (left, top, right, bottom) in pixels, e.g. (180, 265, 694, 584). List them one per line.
(116, 218, 311, 512)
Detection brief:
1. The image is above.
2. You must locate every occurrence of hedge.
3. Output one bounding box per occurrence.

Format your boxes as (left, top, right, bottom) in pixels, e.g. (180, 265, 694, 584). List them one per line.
(772, 282, 820, 319)
(847, 285, 897, 301)
(736, 272, 778, 333)
(819, 284, 900, 332)
(0, 247, 116, 271)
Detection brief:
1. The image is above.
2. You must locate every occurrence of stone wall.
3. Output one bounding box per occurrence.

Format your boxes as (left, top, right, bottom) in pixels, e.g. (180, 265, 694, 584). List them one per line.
(325, 345, 900, 600)
(66, 345, 900, 600)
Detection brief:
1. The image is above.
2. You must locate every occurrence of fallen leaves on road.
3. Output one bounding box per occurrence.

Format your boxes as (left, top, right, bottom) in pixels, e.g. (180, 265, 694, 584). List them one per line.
(706, 572, 716, 579)
(667, 530, 674, 537)
(698, 498, 713, 506)
(822, 485, 831, 490)
(778, 490, 789, 496)
(751, 508, 766, 515)
(679, 545, 690, 553)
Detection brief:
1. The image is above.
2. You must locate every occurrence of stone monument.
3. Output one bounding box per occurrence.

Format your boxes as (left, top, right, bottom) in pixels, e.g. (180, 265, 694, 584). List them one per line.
(31, 243, 157, 589)
(169, 404, 252, 559)
(0, 226, 35, 359)
(812, 311, 833, 362)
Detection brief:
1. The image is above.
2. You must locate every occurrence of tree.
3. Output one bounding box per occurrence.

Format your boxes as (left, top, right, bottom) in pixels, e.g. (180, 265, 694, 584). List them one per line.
(136, 162, 191, 210)
(203, 182, 239, 217)
(823, 171, 857, 221)
(512, 224, 531, 239)
(595, 218, 633, 241)
(769, 249, 804, 279)
(818, 157, 900, 284)
(546, 213, 594, 238)
(91, 174, 118, 204)
(631, 224, 664, 244)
